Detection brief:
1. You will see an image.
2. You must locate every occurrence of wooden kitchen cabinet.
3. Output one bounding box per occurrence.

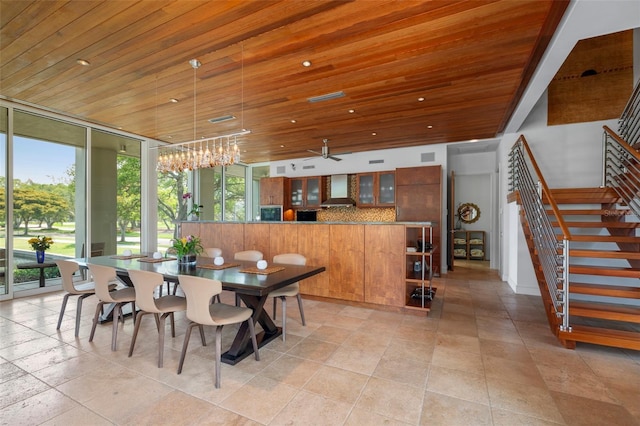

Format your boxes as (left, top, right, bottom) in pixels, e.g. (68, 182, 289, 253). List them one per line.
(290, 176, 326, 208)
(356, 171, 395, 207)
(396, 165, 442, 275)
(260, 177, 287, 206)
(297, 224, 331, 297)
(364, 224, 405, 307)
(329, 224, 365, 301)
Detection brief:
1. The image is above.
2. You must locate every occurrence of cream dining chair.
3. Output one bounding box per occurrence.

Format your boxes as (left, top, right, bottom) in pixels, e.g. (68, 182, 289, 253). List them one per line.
(55, 259, 116, 337)
(204, 247, 222, 258)
(177, 274, 260, 388)
(270, 253, 307, 342)
(233, 250, 264, 306)
(88, 264, 136, 351)
(127, 269, 187, 368)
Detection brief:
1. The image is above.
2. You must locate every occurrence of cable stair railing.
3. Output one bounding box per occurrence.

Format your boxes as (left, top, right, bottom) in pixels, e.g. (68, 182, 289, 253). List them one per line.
(617, 77, 640, 148)
(509, 135, 572, 333)
(602, 126, 640, 218)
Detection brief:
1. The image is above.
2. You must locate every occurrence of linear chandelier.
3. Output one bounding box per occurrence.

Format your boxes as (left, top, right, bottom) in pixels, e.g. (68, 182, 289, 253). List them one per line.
(156, 130, 249, 173)
(156, 56, 248, 173)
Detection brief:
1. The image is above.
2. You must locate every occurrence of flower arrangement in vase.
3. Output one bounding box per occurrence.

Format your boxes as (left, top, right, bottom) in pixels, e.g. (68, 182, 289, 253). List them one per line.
(28, 235, 54, 263)
(171, 235, 203, 265)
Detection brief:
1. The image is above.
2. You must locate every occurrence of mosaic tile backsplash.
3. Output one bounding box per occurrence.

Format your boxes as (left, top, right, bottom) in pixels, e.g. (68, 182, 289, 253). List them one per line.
(317, 207, 396, 222)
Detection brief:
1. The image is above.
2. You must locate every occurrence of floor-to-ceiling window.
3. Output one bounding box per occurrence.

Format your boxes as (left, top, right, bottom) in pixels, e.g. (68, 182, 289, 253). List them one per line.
(12, 111, 86, 294)
(91, 130, 141, 255)
(0, 107, 7, 296)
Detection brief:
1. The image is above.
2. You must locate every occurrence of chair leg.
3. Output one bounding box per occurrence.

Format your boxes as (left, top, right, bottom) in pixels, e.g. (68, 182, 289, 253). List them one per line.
(153, 313, 161, 332)
(177, 322, 198, 374)
(57, 293, 70, 331)
(158, 312, 168, 368)
(199, 324, 207, 346)
(89, 302, 104, 342)
(235, 293, 241, 307)
(296, 294, 306, 326)
(75, 293, 92, 337)
(215, 325, 223, 388)
(272, 297, 277, 320)
(112, 304, 121, 351)
(128, 311, 148, 357)
(281, 296, 287, 342)
(169, 312, 176, 337)
(247, 319, 260, 361)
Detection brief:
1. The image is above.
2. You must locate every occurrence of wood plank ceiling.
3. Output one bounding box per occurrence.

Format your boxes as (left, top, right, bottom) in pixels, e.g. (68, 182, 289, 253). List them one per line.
(0, 0, 568, 164)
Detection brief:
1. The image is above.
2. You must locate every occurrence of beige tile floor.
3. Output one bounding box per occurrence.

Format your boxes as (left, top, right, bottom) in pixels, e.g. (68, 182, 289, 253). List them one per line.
(1, 263, 639, 425)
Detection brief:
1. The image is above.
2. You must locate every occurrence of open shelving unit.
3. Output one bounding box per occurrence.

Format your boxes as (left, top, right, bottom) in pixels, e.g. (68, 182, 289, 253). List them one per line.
(453, 230, 485, 260)
(405, 224, 435, 311)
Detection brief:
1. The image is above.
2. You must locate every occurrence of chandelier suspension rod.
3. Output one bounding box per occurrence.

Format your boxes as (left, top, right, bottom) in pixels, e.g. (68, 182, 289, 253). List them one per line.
(150, 130, 251, 150)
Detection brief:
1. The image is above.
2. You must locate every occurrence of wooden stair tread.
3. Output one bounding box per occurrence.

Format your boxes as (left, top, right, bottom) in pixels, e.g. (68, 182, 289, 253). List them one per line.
(546, 209, 631, 215)
(559, 324, 640, 351)
(569, 300, 640, 323)
(543, 187, 622, 204)
(569, 249, 640, 260)
(569, 264, 640, 278)
(567, 282, 640, 298)
(557, 235, 640, 243)
(550, 221, 640, 229)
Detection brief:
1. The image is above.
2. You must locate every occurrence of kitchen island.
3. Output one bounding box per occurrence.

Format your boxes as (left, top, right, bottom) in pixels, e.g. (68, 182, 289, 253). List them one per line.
(181, 221, 438, 313)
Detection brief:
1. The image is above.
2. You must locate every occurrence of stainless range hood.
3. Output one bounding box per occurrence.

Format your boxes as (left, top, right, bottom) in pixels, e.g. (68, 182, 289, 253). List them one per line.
(321, 174, 355, 207)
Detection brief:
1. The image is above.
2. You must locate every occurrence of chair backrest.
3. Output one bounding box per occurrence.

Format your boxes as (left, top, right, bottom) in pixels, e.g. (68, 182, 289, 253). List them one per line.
(273, 253, 306, 266)
(204, 247, 222, 258)
(88, 264, 120, 302)
(234, 250, 263, 262)
(56, 259, 82, 293)
(127, 269, 164, 313)
(178, 275, 223, 326)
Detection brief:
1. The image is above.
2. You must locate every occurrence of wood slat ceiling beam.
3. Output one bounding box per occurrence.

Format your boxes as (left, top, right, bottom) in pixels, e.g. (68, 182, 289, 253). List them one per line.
(0, 0, 569, 163)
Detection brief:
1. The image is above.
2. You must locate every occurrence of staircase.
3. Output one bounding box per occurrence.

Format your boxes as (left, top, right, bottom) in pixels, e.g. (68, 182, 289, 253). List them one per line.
(518, 186, 640, 350)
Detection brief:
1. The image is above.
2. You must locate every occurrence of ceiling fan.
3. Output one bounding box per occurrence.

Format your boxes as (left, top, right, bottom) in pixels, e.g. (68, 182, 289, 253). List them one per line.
(307, 139, 349, 161)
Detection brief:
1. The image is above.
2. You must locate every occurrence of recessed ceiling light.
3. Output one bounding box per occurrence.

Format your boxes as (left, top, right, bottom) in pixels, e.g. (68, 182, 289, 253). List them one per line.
(470, 139, 479, 142)
(166, 135, 173, 139)
(280, 144, 285, 148)
(372, 132, 377, 136)
(427, 125, 433, 129)
(418, 97, 425, 102)
(302, 60, 312, 67)
(76, 59, 90, 66)
(290, 119, 297, 123)
(169, 98, 179, 103)
(348, 109, 355, 113)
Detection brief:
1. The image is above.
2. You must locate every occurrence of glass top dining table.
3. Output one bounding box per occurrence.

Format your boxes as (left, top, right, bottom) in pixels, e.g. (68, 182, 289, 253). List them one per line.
(76, 255, 326, 364)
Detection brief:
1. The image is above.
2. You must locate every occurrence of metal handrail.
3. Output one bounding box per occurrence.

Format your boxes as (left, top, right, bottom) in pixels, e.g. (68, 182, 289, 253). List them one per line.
(602, 125, 640, 218)
(509, 135, 571, 331)
(618, 78, 640, 148)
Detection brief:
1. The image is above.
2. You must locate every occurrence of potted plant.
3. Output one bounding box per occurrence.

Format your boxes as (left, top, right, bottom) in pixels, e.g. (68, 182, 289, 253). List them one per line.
(183, 192, 203, 220)
(28, 235, 54, 263)
(171, 235, 203, 266)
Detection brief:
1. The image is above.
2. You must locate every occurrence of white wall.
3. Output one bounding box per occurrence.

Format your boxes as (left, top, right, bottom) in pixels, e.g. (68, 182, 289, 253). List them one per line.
(499, 0, 640, 294)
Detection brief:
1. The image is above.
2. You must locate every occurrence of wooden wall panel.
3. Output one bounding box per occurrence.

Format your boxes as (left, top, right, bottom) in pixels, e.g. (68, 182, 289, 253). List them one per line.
(269, 224, 299, 261)
(199, 222, 222, 249)
(329, 224, 365, 301)
(364, 224, 405, 307)
(297, 224, 331, 297)
(243, 223, 270, 260)
(180, 222, 201, 239)
(548, 30, 633, 125)
(217, 223, 244, 260)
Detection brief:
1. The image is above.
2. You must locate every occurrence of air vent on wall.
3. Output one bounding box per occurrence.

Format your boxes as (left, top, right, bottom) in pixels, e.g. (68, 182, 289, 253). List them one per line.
(302, 165, 316, 170)
(369, 159, 384, 164)
(276, 166, 286, 174)
(307, 91, 345, 103)
(421, 152, 435, 162)
(208, 115, 236, 123)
